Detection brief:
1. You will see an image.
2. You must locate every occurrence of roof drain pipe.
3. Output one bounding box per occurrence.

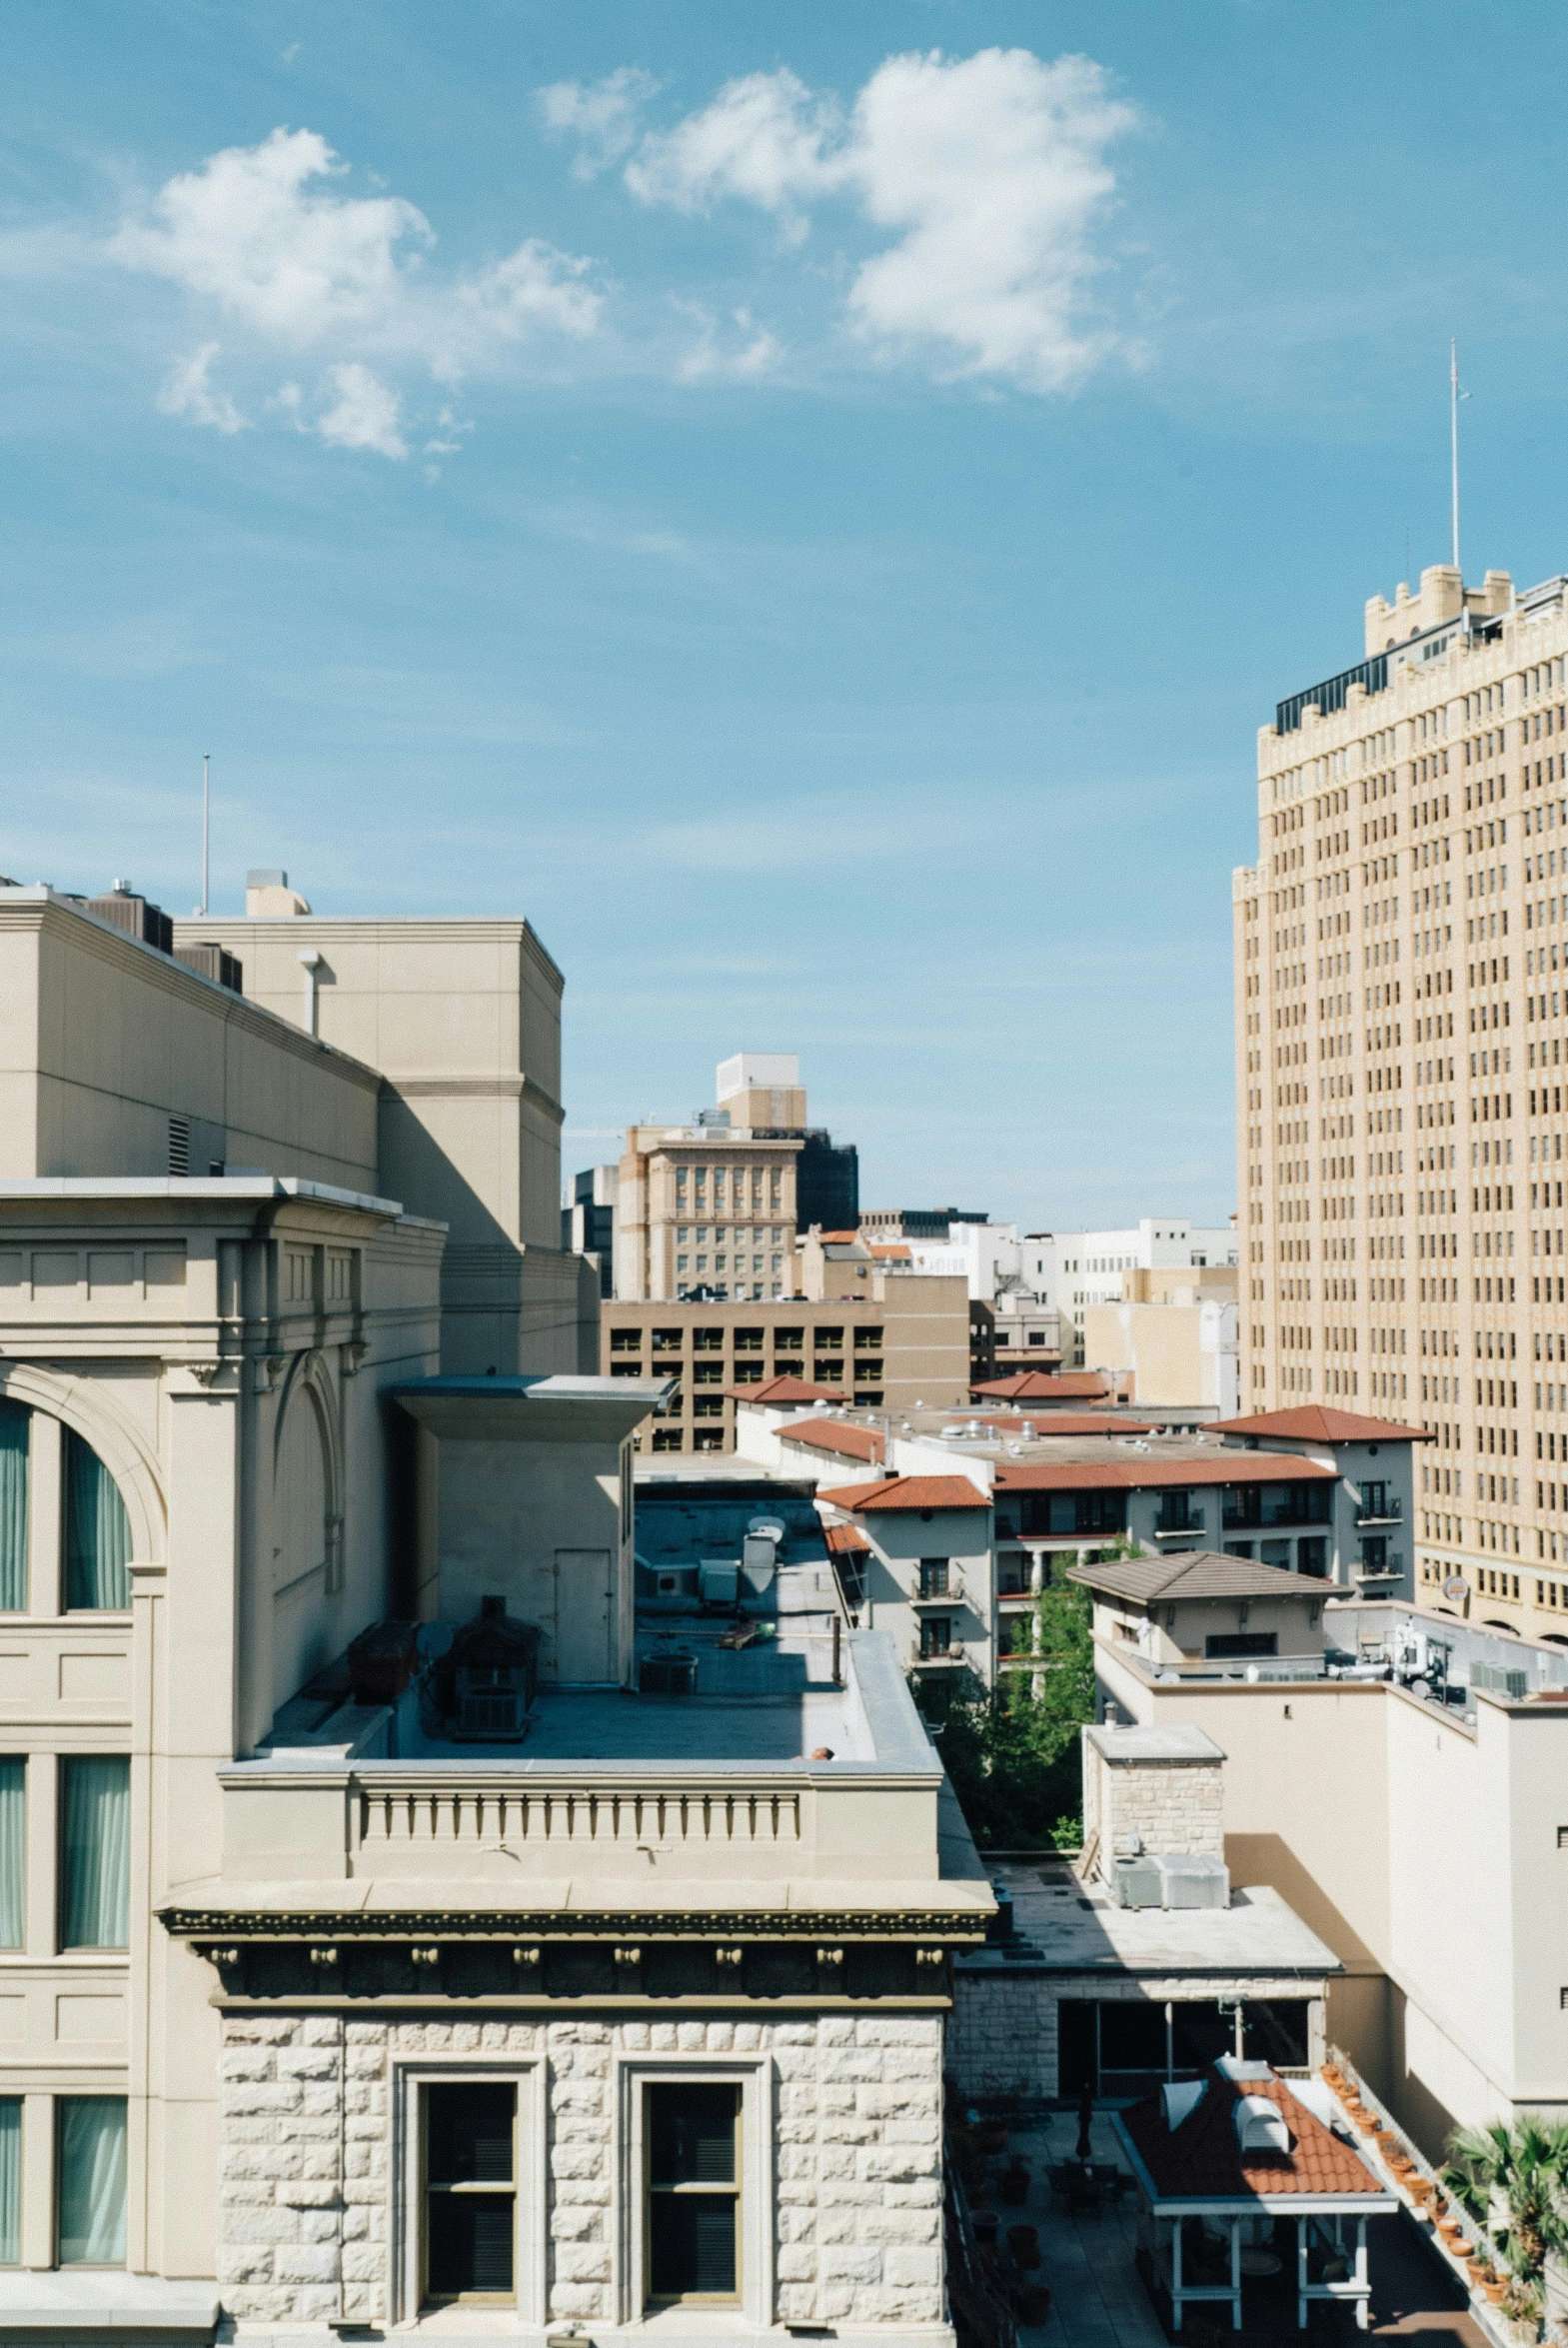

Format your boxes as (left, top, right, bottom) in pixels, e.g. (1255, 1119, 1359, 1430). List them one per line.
(298, 949, 322, 1038)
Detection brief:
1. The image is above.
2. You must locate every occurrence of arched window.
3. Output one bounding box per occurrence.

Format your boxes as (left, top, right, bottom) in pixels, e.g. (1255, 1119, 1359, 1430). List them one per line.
(64, 1432, 132, 1612)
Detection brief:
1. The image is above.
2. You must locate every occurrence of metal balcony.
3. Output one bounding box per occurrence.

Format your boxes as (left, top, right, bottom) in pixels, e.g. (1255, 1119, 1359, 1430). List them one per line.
(910, 1571, 965, 1607)
(1355, 1498, 1403, 1527)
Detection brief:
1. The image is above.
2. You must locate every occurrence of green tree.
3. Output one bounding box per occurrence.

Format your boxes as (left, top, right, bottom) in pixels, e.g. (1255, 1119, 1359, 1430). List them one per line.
(1441, 2118, 1568, 2280)
(928, 1575, 1096, 1848)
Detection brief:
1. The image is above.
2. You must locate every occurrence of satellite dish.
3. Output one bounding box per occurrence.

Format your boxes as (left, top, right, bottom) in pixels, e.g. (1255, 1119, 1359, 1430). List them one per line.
(749, 1516, 786, 1541)
(416, 1621, 454, 1661)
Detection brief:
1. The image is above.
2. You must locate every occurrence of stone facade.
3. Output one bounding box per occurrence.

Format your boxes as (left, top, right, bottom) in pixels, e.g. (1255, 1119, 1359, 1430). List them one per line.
(217, 2009, 946, 2334)
(1081, 1734, 1226, 1865)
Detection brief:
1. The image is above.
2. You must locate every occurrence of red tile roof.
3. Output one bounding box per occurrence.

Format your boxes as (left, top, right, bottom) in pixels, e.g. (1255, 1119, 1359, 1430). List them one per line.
(815, 1230, 862, 1244)
(823, 1521, 871, 1556)
(1208, 1405, 1433, 1444)
(867, 1242, 912, 1260)
(779, 1418, 886, 1463)
(1123, 2070, 1387, 2203)
(994, 1452, 1336, 1491)
(817, 1475, 992, 1514)
(973, 1371, 1112, 1400)
(726, 1374, 843, 1405)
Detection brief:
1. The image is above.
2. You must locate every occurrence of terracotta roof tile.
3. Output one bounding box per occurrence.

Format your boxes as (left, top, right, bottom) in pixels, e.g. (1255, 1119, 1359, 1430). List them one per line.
(823, 1521, 872, 1555)
(973, 1371, 1112, 1400)
(816, 1475, 992, 1514)
(726, 1374, 843, 1405)
(1124, 2070, 1387, 2202)
(779, 1418, 886, 1463)
(1208, 1405, 1432, 1444)
(994, 1453, 1335, 1491)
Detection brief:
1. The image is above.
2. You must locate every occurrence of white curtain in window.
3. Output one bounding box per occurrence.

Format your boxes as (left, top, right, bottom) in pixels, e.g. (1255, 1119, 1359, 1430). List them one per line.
(60, 1758, 129, 1950)
(57, 2097, 126, 2265)
(0, 1762, 22, 1951)
(0, 1403, 26, 1613)
(0, 2100, 18, 2264)
(64, 1433, 131, 1611)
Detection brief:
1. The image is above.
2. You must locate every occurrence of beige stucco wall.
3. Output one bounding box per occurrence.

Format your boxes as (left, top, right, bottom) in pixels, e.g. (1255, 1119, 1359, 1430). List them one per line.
(1, 898, 381, 1191)
(171, 913, 586, 1376)
(1094, 1637, 1568, 2153)
(0, 1183, 443, 2285)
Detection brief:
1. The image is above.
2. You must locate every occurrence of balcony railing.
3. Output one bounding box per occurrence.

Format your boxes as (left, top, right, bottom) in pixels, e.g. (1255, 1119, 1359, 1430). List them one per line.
(1153, 1513, 1206, 1540)
(1353, 1551, 1404, 1581)
(910, 1570, 966, 1607)
(909, 1642, 966, 1670)
(1355, 1497, 1403, 1527)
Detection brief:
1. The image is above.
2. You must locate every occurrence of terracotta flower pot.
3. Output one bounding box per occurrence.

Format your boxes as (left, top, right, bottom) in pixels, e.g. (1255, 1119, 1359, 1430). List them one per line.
(1484, 2282, 1507, 2304)
(972, 2210, 999, 2247)
(1000, 2165, 1031, 2207)
(1447, 2239, 1474, 2261)
(1006, 2225, 1041, 2272)
(1015, 2285, 1052, 2326)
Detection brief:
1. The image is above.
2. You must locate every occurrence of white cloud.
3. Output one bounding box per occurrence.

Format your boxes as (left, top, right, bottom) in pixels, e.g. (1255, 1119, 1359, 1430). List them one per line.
(156, 342, 249, 434)
(538, 67, 660, 178)
(460, 240, 601, 344)
(626, 68, 840, 230)
(110, 127, 432, 345)
(108, 125, 604, 456)
(675, 303, 783, 382)
(315, 362, 407, 458)
(625, 48, 1136, 391)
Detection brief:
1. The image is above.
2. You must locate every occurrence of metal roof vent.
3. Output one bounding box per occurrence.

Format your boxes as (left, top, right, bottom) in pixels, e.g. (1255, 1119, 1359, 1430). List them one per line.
(1233, 2096, 1291, 2155)
(1162, 2080, 1206, 2131)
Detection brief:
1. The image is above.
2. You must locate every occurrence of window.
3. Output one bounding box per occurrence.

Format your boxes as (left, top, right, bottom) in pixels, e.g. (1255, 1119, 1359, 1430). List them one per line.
(853, 1328, 883, 1351)
(610, 1329, 643, 1353)
(813, 1328, 843, 1351)
(422, 2082, 517, 2305)
(0, 1402, 27, 1612)
(1205, 1632, 1278, 1660)
(646, 2083, 740, 2306)
(1297, 1536, 1328, 1577)
(692, 1330, 724, 1353)
(611, 1363, 646, 1379)
(59, 1757, 130, 1950)
(64, 1435, 131, 1611)
(734, 1328, 763, 1352)
(918, 1558, 949, 1597)
(57, 2097, 126, 2266)
(651, 1330, 684, 1355)
(775, 1328, 803, 1350)
(0, 2099, 16, 2264)
(652, 1429, 684, 1452)
(918, 1617, 952, 1658)
(0, 1762, 21, 1950)
(692, 1363, 724, 1386)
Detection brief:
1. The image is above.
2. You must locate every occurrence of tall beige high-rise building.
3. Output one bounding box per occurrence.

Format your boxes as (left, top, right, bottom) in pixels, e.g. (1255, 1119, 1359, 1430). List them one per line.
(1236, 561, 1568, 1640)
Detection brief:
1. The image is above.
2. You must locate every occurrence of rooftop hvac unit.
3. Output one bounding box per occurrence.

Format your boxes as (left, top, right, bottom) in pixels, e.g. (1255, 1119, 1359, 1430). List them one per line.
(453, 1665, 529, 1740)
(640, 1649, 698, 1696)
(1114, 1856, 1164, 1910)
(1472, 1660, 1529, 1700)
(741, 1534, 777, 1592)
(698, 1560, 740, 1605)
(1155, 1853, 1230, 1910)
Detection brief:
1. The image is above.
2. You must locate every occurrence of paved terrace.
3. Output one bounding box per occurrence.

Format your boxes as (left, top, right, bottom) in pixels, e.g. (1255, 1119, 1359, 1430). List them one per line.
(992, 2112, 1484, 2348)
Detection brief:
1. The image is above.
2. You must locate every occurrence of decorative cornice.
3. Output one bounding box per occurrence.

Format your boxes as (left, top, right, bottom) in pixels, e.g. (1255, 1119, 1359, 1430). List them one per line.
(159, 1905, 986, 1944)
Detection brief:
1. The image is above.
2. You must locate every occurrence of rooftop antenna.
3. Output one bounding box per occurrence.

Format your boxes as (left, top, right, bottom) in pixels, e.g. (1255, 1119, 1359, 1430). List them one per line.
(1450, 340, 1470, 575)
(201, 752, 211, 917)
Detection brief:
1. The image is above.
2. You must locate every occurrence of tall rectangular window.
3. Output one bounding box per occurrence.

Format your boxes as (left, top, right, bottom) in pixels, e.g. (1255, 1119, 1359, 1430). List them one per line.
(0, 1403, 27, 1613)
(57, 2098, 126, 2266)
(0, 2100, 17, 2265)
(422, 2083, 516, 2305)
(59, 1758, 130, 1950)
(646, 2082, 741, 2306)
(0, 1761, 22, 1951)
(64, 1435, 131, 1612)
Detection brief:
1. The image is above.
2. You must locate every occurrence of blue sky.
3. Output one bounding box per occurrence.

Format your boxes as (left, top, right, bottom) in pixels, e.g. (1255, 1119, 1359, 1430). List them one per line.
(2, 2, 1566, 1229)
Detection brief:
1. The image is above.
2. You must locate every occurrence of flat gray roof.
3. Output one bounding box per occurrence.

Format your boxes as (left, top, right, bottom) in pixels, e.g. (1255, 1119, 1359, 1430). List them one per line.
(1084, 1724, 1225, 1764)
(964, 1863, 1341, 1979)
